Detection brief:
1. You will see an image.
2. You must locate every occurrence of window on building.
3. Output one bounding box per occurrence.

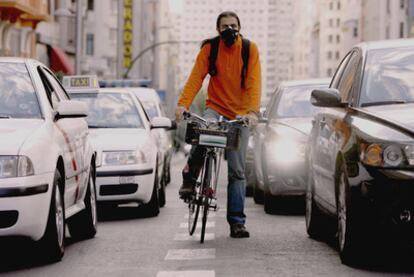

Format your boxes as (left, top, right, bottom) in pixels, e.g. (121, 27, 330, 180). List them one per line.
(327, 68, 333, 76)
(327, 51, 332, 60)
(328, 35, 333, 43)
(386, 0, 391, 14)
(335, 51, 340, 60)
(400, 22, 405, 38)
(329, 2, 333, 10)
(353, 27, 358, 37)
(87, 0, 94, 11)
(336, 35, 340, 43)
(337, 1, 341, 10)
(337, 18, 340, 27)
(329, 19, 333, 27)
(86, 33, 94, 56)
(386, 25, 390, 39)
(401, 0, 405, 9)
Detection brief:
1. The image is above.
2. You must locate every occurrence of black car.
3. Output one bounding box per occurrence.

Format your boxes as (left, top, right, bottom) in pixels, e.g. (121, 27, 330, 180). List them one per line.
(252, 79, 329, 213)
(306, 39, 414, 265)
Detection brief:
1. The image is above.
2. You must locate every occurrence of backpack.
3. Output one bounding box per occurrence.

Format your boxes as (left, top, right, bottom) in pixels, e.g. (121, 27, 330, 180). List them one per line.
(202, 36, 250, 88)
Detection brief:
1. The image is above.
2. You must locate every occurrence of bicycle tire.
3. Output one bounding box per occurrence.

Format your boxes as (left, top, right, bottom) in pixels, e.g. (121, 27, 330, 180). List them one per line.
(200, 154, 215, 243)
(188, 188, 201, 235)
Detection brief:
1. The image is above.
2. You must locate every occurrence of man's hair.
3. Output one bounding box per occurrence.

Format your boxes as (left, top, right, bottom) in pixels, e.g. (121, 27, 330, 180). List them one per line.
(216, 11, 241, 29)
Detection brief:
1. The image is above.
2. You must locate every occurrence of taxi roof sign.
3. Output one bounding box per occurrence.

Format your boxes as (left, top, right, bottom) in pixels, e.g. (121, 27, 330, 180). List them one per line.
(62, 75, 100, 91)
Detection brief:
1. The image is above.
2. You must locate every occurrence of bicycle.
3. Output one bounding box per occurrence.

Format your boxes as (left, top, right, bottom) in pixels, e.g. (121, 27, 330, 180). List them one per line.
(182, 111, 247, 243)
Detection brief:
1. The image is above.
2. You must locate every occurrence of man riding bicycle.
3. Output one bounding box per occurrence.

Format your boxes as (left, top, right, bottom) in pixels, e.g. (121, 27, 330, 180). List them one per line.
(175, 11, 262, 238)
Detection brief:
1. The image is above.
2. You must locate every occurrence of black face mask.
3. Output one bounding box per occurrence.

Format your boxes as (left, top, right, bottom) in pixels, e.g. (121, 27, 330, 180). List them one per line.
(220, 28, 238, 47)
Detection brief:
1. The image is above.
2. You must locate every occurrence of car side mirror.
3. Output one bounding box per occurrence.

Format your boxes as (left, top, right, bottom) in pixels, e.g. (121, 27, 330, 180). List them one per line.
(150, 116, 174, 130)
(311, 88, 345, 108)
(55, 100, 88, 120)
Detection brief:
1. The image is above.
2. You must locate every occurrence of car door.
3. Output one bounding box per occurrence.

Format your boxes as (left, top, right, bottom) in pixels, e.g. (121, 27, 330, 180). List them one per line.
(314, 50, 363, 211)
(39, 67, 88, 207)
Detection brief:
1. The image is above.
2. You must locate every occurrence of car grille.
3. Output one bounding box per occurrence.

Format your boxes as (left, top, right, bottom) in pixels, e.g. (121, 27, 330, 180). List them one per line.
(0, 211, 18, 228)
(100, 184, 138, 196)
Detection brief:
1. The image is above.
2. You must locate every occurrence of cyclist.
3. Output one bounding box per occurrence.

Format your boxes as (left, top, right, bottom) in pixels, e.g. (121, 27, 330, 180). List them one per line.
(175, 11, 262, 238)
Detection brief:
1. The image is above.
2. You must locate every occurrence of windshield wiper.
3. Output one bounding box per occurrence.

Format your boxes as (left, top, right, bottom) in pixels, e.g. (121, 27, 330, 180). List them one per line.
(0, 115, 11, 119)
(361, 100, 407, 107)
(88, 125, 111, 128)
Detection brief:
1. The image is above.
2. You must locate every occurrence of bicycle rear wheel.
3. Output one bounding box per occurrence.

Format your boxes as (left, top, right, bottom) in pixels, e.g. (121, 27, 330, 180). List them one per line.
(188, 187, 201, 235)
(200, 154, 215, 243)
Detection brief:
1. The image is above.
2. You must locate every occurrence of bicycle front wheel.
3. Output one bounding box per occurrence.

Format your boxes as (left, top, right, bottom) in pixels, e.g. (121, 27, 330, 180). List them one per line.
(200, 153, 215, 243)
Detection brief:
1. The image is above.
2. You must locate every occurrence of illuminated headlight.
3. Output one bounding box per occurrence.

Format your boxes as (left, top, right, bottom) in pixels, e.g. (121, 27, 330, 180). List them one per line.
(362, 143, 414, 167)
(102, 151, 148, 166)
(0, 156, 34, 178)
(268, 139, 305, 165)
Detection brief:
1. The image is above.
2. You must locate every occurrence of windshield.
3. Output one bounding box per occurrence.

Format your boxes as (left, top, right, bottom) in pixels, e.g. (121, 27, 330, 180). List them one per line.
(360, 47, 414, 106)
(70, 92, 144, 128)
(141, 100, 160, 119)
(270, 85, 325, 119)
(0, 63, 41, 119)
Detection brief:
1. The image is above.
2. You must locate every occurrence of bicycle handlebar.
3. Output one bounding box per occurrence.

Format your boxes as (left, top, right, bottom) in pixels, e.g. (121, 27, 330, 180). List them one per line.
(182, 111, 249, 127)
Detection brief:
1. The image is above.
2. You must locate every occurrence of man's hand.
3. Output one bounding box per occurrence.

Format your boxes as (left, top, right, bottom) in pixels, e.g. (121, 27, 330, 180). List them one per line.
(175, 105, 187, 122)
(245, 111, 259, 126)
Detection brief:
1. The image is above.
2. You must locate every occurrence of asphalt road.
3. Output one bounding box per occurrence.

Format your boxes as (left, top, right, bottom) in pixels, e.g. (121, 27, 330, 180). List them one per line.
(1, 152, 414, 276)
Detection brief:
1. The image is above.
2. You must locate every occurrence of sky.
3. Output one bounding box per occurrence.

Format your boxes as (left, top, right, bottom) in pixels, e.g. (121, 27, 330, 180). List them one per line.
(168, 0, 184, 14)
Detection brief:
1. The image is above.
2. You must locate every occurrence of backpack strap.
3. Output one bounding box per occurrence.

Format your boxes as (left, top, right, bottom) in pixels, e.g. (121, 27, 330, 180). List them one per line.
(241, 38, 250, 89)
(207, 36, 220, 76)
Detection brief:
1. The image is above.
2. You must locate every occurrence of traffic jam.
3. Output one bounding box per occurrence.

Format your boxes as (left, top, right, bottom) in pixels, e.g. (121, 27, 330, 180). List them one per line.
(2, 38, 414, 270)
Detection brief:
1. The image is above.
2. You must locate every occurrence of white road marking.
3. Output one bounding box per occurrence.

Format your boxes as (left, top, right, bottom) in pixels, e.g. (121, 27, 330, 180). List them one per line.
(174, 233, 215, 241)
(156, 270, 215, 277)
(184, 213, 216, 219)
(179, 221, 215, 228)
(165, 249, 216, 260)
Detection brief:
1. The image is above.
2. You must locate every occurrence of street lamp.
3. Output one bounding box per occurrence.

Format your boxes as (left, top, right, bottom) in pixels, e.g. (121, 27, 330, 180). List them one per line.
(54, 0, 83, 75)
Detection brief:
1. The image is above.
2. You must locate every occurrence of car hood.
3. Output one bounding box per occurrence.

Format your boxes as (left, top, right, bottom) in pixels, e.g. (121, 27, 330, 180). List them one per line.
(363, 103, 414, 131)
(89, 128, 150, 151)
(269, 117, 313, 136)
(0, 119, 44, 154)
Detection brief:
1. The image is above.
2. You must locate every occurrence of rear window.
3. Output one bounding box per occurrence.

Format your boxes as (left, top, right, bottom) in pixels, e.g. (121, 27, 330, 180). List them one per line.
(0, 63, 41, 119)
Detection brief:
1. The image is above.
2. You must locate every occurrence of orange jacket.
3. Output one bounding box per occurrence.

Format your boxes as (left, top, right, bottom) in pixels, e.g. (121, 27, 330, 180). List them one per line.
(177, 36, 261, 119)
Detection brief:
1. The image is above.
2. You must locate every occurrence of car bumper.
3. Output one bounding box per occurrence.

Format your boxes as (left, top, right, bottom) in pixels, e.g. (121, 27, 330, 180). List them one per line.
(267, 162, 306, 196)
(354, 168, 414, 245)
(0, 172, 54, 241)
(96, 164, 155, 204)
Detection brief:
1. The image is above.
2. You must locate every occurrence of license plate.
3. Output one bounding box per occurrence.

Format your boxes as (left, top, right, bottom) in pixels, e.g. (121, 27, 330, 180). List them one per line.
(119, 176, 135, 184)
(199, 134, 227, 148)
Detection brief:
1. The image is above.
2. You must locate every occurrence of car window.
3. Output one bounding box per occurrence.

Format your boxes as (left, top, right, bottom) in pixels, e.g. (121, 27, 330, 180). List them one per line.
(0, 62, 42, 119)
(360, 47, 414, 106)
(264, 88, 280, 118)
(331, 51, 352, 89)
(70, 92, 144, 128)
(269, 85, 326, 119)
(41, 68, 70, 100)
(141, 100, 160, 119)
(38, 67, 61, 109)
(337, 51, 362, 103)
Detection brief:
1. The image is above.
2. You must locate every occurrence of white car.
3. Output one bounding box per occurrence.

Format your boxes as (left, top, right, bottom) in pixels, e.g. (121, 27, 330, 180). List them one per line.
(69, 88, 172, 216)
(129, 87, 174, 187)
(0, 58, 97, 262)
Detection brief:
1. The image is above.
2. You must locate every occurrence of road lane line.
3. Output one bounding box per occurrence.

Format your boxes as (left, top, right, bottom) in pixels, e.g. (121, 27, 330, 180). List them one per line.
(174, 233, 215, 241)
(156, 270, 215, 277)
(184, 213, 216, 219)
(165, 249, 216, 260)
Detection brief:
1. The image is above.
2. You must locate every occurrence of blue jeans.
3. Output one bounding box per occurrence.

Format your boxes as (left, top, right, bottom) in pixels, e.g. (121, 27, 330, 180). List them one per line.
(182, 108, 249, 225)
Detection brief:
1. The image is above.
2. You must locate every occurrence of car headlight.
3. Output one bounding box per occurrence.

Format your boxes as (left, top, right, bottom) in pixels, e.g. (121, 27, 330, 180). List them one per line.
(102, 151, 149, 166)
(0, 156, 34, 178)
(267, 139, 306, 166)
(361, 143, 414, 167)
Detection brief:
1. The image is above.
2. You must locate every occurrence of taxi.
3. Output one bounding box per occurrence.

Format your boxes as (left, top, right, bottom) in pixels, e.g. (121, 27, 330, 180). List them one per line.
(0, 59, 97, 262)
(65, 80, 172, 217)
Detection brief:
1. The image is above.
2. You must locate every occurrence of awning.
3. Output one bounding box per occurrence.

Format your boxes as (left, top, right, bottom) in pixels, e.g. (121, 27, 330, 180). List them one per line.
(48, 46, 74, 75)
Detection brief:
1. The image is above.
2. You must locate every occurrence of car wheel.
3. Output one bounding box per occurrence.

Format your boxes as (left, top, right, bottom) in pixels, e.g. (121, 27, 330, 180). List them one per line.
(68, 164, 98, 240)
(305, 167, 329, 240)
(264, 183, 278, 214)
(38, 169, 65, 262)
(158, 175, 166, 208)
(141, 169, 160, 217)
(253, 183, 264, 204)
(337, 166, 364, 265)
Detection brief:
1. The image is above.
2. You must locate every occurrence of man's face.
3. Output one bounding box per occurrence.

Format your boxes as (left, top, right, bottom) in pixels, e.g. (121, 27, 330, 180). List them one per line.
(217, 16, 240, 33)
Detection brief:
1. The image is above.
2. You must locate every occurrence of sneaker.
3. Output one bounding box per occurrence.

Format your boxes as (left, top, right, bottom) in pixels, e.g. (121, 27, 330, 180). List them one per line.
(179, 183, 195, 199)
(230, 223, 250, 238)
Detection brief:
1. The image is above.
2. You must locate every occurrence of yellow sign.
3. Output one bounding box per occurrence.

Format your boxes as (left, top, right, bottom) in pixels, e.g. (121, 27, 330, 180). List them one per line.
(62, 75, 99, 90)
(123, 0, 133, 69)
(70, 77, 90, 87)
